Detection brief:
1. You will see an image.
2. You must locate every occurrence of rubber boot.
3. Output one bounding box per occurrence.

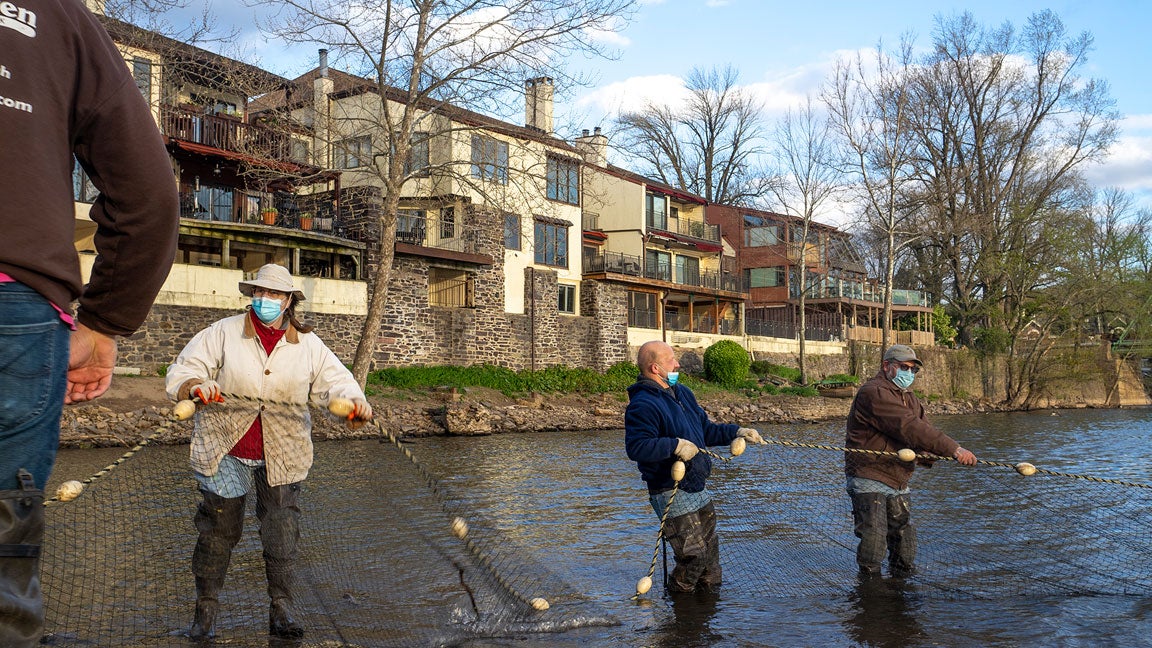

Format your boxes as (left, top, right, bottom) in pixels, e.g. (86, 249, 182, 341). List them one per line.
(663, 502, 720, 593)
(849, 491, 887, 579)
(189, 490, 246, 639)
(257, 472, 303, 639)
(887, 494, 917, 578)
(0, 470, 44, 648)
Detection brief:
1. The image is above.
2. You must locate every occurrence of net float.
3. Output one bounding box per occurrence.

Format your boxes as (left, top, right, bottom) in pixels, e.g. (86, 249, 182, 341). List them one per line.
(670, 460, 686, 482)
(897, 448, 917, 462)
(55, 480, 84, 502)
(329, 398, 355, 418)
(731, 437, 747, 457)
(530, 597, 550, 611)
(173, 399, 196, 421)
(636, 576, 653, 595)
(1015, 462, 1037, 476)
(451, 517, 469, 539)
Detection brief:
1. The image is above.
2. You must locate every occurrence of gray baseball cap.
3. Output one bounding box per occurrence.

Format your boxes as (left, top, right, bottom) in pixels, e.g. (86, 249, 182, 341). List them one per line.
(883, 344, 922, 366)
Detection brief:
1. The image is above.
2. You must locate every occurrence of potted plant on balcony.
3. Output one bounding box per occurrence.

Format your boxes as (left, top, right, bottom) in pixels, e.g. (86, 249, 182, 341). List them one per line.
(261, 206, 278, 225)
(299, 212, 313, 231)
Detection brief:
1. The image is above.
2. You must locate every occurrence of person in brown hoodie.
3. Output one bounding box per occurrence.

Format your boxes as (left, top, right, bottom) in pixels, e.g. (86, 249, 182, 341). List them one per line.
(844, 345, 978, 579)
(0, 2, 178, 644)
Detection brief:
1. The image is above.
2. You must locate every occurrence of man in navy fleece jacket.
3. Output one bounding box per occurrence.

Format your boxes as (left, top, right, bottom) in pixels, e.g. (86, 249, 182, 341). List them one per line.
(624, 341, 764, 593)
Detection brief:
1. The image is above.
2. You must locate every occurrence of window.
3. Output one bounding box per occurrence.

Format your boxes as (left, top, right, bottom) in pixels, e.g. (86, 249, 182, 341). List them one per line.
(547, 156, 579, 204)
(746, 267, 786, 288)
(504, 213, 521, 250)
(393, 132, 429, 176)
(534, 219, 568, 267)
(645, 249, 671, 281)
(213, 100, 238, 116)
(675, 256, 700, 285)
(290, 139, 311, 164)
(429, 267, 474, 307)
(73, 160, 98, 203)
(471, 134, 508, 184)
(439, 207, 455, 239)
(646, 194, 667, 230)
(192, 184, 234, 221)
(628, 291, 658, 329)
(744, 214, 781, 247)
(132, 58, 152, 100)
(397, 210, 426, 245)
(558, 284, 576, 314)
(336, 136, 371, 169)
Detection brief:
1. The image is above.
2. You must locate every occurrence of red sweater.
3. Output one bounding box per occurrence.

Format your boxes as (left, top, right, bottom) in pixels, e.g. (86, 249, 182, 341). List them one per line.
(0, 2, 178, 333)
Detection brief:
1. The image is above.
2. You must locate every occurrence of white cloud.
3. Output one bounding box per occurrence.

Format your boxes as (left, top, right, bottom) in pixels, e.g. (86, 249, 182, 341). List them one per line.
(1084, 115, 1152, 209)
(575, 74, 691, 116)
(584, 15, 632, 48)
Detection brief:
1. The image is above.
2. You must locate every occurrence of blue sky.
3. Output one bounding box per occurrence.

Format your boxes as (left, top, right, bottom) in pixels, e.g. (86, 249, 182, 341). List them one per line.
(183, 0, 1151, 212)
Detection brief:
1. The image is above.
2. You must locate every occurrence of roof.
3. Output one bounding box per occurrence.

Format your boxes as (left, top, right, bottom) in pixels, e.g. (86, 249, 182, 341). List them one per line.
(591, 163, 709, 205)
(251, 68, 581, 155)
(97, 16, 288, 94)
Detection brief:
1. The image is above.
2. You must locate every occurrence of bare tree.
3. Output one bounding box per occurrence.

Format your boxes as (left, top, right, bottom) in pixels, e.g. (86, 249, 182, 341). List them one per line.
(902, 10, 1118, 399)
(766, 96, 841, 385)
(614, 66, 769, 204)
(824, 39, 921, 350)
(250, 0, 637, 385)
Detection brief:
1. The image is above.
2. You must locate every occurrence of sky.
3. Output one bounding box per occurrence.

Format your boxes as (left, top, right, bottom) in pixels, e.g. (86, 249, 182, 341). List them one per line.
(177, 0, 1152, 215)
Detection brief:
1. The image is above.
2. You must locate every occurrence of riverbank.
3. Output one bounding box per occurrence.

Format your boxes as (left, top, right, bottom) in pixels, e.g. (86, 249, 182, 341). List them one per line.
(57, 375, 1046, 449)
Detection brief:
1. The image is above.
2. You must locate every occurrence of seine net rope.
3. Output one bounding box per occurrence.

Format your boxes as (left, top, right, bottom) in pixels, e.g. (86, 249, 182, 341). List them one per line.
(644, 428, 1152, 601)
(40, 396, 614, 647)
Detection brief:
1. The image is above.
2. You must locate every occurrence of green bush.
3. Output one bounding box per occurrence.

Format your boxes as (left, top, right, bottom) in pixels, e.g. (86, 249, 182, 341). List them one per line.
(366, 362, 640, 396)
(750, 361, 801, 383)
(703, 340, 751, 388)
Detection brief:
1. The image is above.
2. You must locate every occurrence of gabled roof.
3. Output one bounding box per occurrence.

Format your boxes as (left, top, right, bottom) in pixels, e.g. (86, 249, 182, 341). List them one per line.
(584, 163, 709, 205)
(251, 67, 581, 155)
(97, 16, 287, 94)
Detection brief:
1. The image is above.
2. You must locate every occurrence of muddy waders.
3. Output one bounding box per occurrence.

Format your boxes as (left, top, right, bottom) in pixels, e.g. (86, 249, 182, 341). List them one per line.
(189, 490, 246, 639)
(663, 502, 722, 593)
(851, 491, 916, 579)
(256, 471, 302, 639)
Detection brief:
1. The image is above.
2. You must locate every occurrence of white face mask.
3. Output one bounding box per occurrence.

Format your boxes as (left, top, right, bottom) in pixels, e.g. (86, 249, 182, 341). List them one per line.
(892, 368, 915, 390)
(252, 296, 284, 323)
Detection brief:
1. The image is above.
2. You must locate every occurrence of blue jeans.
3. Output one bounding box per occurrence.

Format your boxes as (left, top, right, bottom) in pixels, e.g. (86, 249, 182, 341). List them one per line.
(0, 283, 70, 490)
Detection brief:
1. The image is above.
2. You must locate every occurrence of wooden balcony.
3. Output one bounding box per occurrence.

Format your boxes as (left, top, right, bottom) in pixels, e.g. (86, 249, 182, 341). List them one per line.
(161, 105, 295, 163)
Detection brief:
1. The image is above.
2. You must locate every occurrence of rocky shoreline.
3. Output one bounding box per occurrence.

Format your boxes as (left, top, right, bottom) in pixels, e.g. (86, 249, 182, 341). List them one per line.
(58, 383, 1025, 450)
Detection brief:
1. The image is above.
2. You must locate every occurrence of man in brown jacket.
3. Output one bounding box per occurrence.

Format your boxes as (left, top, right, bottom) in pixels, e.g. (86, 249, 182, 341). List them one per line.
(844, 345, 977, 579)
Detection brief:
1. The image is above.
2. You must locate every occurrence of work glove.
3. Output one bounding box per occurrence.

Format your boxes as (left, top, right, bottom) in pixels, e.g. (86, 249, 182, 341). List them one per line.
(737, 427, 766, 445)
(674, 438, 699, 461)
(193, 380, 223, 403)
(351, 398, 373, 421)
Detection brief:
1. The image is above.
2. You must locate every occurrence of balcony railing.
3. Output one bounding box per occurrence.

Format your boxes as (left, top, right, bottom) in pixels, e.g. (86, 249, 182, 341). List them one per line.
(646, 211, 720, 243)
(584, 251, 746, 292)
(395, 212, 469, 254)
(179, 190, 364, 241)
(162, 105, 295, 162)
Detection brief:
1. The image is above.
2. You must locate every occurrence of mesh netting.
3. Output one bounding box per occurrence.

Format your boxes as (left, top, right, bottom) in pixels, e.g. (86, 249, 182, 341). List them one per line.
(644, 426, 1152, 601)
(41, 396, 615, 647)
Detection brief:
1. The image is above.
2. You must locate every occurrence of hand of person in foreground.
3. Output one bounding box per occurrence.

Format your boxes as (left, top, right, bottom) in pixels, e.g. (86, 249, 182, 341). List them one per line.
(953, 446, 977, 466)
(737, 427, 766, 444)
(193, 380, 224, 404)
(65, 324, 117, 404)
(674, 438, 699, 461)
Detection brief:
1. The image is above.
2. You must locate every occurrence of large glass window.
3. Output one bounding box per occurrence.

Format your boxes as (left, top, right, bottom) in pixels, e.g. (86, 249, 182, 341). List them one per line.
(645, 249, 671, 281)
(646, 194, 667, 230)
(395, 132, 429, 176)
(628, 291, 658, 328)
(546, 156, 579, 204)
(470, 134, 508, 184)
(336, 136, 371, 169)
(534, 219, 568, 267)
(675, 256, 700, 285)
(746, 266, 786, 288)
(192, 184, 234, 221)
(744, 214, 781, 247)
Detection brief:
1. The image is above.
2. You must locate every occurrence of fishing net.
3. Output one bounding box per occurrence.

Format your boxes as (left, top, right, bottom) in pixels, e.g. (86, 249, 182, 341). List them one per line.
(636, 425, 1152, 602)
(40, 395, 615, 647)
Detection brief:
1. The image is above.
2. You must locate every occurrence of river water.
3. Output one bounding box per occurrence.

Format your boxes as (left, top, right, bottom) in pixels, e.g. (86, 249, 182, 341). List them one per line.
(47, 407, 1152, 647)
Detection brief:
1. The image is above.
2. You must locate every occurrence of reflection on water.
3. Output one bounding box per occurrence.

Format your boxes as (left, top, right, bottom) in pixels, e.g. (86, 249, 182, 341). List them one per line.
(48, 407, 1152, 647)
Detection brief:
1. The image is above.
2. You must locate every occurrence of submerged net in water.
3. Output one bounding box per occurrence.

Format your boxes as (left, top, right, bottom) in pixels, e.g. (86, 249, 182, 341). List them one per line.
(41, 396, 614, 647)
(655, 428, 1152, 601)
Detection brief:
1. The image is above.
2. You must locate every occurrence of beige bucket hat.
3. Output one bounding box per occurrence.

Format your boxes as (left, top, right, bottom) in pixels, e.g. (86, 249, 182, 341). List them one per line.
(238, 264, 306, 301)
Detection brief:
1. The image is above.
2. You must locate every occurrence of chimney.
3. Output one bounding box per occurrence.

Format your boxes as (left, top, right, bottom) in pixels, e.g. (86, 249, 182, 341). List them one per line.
(318, 49, 329, 78)
(575, 126, 608, 167)
(313, 49, 334, 165)
(524, 77, 554, 134)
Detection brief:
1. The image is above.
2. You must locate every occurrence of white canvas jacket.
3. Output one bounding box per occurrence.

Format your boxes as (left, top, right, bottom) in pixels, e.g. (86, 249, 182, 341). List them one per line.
(165, 312, 365, 486)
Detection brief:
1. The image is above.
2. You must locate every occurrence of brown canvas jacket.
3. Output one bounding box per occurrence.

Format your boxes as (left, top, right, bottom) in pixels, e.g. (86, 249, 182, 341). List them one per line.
(844, 370, 961, 490)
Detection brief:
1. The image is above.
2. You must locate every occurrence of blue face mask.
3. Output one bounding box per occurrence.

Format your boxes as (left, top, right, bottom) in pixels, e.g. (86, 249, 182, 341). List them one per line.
(892, 368, 915, 390)
(666, 371, 680, 386)
(252, 296, 284, 324)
